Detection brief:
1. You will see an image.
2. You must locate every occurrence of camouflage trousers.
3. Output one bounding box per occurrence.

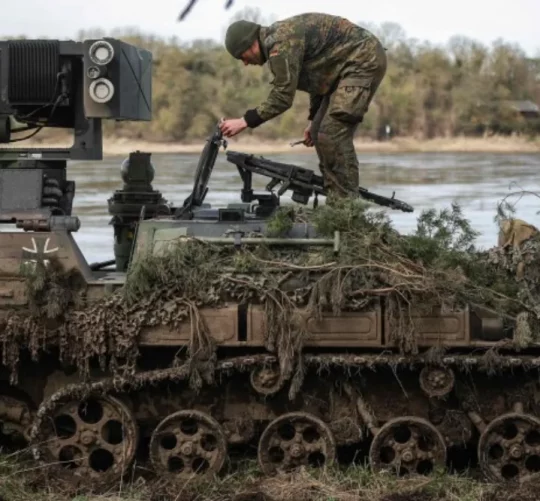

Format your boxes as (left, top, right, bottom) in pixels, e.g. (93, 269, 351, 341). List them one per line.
(311, 41, 387, 203)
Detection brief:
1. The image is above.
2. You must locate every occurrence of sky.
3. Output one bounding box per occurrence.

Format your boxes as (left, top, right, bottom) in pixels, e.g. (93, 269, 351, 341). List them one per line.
(2, 0, 539, 57)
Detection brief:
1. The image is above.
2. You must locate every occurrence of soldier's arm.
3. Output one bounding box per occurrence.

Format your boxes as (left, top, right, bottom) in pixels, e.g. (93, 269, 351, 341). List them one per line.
(243, 38, 305, 128)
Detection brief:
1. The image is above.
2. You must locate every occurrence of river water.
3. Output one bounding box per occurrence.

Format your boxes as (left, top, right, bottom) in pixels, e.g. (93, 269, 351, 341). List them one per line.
(62, 150, 540, 263)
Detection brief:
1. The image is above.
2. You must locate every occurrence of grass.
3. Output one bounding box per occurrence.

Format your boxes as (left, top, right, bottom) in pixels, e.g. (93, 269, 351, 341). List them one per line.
(0, 449, 151, 501)
(2, 451, 540, 501)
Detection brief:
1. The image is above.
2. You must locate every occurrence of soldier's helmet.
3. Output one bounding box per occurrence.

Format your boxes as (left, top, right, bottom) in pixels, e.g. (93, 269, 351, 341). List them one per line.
(225, 20, 261, 59)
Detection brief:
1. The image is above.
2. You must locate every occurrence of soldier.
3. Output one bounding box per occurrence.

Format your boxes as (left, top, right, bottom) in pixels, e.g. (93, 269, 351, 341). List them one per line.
(219, 13, 387, 202)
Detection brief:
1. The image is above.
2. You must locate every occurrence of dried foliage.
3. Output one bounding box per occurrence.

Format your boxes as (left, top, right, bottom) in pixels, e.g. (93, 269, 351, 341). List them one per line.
(4, 195, 540, 499)
(0, 197, 538, 392)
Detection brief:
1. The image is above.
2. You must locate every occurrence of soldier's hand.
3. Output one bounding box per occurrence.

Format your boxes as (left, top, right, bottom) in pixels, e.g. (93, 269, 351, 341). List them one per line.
(303, 122, 314, 147)
(220, 118, 248, 138)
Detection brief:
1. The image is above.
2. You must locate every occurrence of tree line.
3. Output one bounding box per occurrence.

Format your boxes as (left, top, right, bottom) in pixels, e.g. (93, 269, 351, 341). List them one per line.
(76, 10, 540, 142)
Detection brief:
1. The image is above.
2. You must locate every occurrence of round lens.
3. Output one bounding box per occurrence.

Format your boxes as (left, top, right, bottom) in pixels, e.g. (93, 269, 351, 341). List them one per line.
(89, 40, 114, 65)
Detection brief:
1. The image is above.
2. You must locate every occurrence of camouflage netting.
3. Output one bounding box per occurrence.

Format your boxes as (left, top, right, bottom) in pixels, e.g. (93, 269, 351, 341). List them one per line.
(0, 197, 538, 393)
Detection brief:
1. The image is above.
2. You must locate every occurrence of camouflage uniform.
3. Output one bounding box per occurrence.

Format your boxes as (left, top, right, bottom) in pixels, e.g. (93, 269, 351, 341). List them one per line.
(241, 13, 387, 200)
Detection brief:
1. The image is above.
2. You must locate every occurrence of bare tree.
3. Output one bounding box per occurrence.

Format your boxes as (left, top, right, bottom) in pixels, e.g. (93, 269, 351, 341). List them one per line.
(178, 0, 235, 21)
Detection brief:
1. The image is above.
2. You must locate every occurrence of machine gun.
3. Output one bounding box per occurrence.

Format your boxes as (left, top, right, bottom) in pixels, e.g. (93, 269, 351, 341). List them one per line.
(226, 151, 414, 213)
(176, 122, 414, 219)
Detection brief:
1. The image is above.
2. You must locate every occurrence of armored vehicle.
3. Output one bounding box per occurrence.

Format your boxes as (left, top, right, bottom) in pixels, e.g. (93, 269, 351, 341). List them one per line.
(0, 36, 539, 490)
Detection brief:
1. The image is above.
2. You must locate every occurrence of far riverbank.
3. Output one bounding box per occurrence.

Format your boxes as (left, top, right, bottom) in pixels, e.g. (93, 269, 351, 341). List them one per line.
(5, 134, 540, 157)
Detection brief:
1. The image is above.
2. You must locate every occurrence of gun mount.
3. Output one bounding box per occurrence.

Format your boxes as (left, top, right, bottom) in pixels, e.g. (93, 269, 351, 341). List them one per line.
(0, 37, 152, 233)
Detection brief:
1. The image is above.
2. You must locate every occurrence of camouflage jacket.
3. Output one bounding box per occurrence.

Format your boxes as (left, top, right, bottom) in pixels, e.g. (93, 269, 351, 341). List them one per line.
(243, 13, 383, 128)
